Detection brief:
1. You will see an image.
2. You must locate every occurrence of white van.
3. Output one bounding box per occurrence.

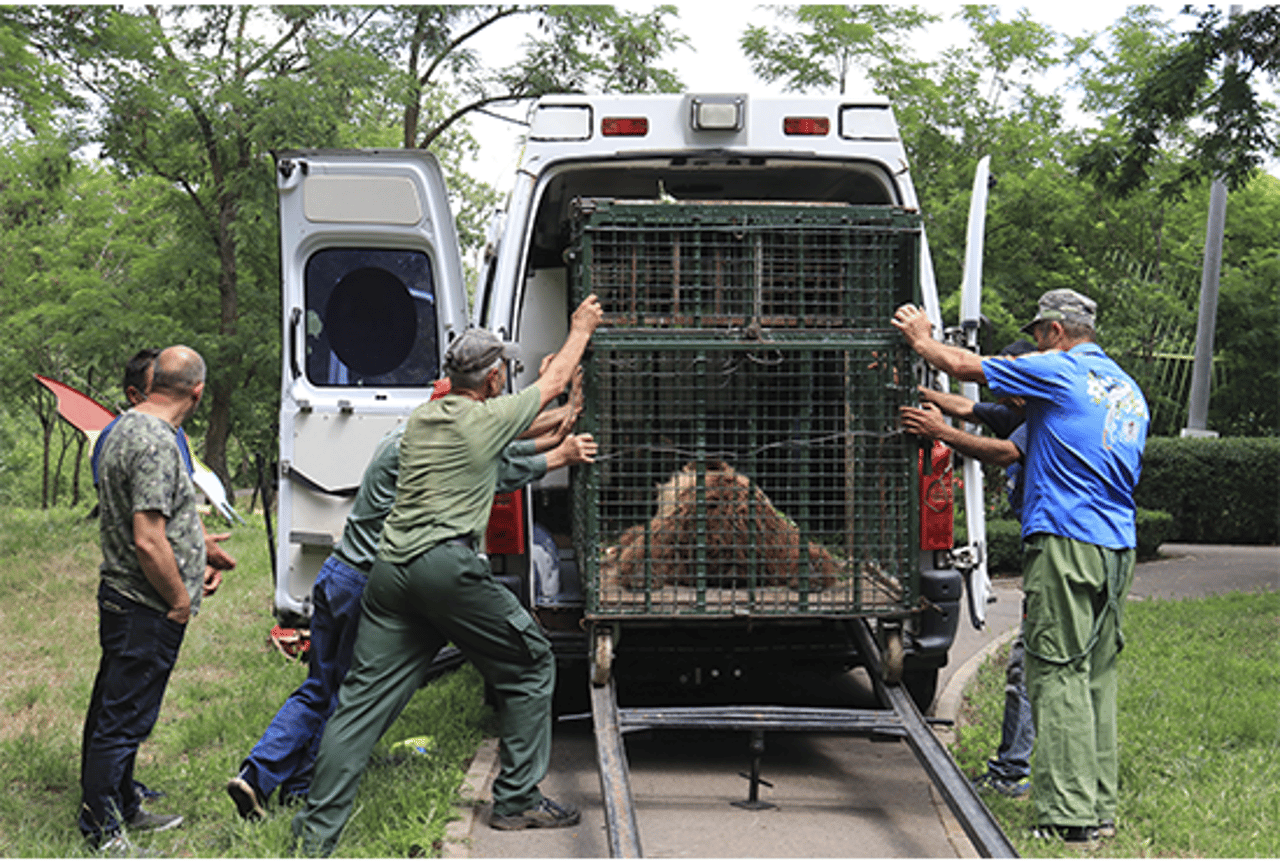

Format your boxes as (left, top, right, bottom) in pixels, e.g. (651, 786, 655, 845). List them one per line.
(273, 94, 974, 711)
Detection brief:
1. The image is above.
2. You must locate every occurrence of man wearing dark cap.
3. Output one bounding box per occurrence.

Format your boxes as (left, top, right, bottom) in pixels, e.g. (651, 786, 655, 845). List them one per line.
(228, 373, 594, 822)
(893, 289, 1149, 844)
(292, 295, 603, 855)
(901, 339, 1036, 799)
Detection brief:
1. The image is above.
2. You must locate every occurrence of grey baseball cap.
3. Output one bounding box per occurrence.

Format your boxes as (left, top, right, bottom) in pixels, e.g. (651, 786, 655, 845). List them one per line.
(443, 328, 520, 374)
(1021, 288, 1097, 334)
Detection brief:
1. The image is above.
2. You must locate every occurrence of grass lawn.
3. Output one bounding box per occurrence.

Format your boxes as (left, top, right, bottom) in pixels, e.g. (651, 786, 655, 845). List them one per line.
(951, 585, 1280, 857)
(6, 505, 1278, 858)
(0, 507, 494, 857)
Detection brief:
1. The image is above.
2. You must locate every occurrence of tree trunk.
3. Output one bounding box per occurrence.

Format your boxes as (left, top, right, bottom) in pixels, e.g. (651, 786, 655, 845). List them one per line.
(71, 434, 86, 508)
(206, 379, 233, 499)
(51, 425, 70, 507)
(205, 188, 240, 500)
(40, 414, 52, 510)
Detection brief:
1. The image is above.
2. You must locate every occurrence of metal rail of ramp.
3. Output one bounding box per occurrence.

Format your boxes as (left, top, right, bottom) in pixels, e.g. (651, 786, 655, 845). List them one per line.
(585, 620, 1017, 859)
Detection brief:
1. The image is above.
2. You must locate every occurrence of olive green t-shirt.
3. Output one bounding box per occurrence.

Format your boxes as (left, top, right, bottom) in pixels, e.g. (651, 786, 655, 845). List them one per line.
(96, 411, 207, 614)
(336, 427, 546, 571)
(378, 386, 542, 563)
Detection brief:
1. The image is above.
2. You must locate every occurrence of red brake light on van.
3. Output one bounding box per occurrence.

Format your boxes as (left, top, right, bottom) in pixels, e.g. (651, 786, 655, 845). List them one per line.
(602, 117, 648, 137)
(783, 116, 830, 136)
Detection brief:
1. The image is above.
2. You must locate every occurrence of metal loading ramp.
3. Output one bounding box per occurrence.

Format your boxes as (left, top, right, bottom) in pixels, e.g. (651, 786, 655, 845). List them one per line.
(584, 619, 1018, 859)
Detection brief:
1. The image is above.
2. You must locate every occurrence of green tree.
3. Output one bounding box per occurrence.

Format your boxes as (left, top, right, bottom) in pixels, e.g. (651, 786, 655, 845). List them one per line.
(0, 7, 81, 133)
(1204, 173, 1280, 435)
(740, 4, 936, 95)
(369, 5, 686, 254)
(11, 5, 379, 491)
(1076, 5, 1280, 197)
(0, 136, 189, 507)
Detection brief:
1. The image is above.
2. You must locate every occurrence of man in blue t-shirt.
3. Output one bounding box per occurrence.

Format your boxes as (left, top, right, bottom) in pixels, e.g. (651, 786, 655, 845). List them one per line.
(894, 289, 1149, 844)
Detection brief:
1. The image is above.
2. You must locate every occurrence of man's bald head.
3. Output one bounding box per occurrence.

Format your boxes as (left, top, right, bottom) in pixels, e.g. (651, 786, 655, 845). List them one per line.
(150, 346, 206, 396)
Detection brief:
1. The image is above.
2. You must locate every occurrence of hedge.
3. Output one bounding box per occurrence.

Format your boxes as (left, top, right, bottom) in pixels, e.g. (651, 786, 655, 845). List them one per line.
(972, 509, 1174, 575)
(1134, 436, 1280, 545)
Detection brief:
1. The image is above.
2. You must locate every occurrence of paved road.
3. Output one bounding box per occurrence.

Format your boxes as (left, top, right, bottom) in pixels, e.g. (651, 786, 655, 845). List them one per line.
(454, 544, 1278, 858)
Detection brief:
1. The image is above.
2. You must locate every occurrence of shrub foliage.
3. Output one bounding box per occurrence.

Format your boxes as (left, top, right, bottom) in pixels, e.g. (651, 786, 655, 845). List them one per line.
(1135, 436, 1280, 544)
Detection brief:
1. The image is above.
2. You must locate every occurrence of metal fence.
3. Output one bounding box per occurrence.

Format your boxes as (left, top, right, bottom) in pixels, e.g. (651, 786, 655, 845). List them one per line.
(569, 200, 923, 620)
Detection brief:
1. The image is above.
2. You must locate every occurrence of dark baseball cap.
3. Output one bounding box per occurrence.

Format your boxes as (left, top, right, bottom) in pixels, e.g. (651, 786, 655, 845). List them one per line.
(442, 328, 520, 375)
(1021, 288, 1097, 334)
(999, 339, 1036, 357)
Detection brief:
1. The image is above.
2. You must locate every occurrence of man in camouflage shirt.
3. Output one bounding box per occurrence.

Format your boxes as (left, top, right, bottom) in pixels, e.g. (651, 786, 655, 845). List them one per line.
(79, 346, 219, 850)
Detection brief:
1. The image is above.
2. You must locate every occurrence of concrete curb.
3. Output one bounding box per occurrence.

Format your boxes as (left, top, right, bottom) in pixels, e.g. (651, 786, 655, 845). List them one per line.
(443, 737, 500, 858)
(933, 625, 1019, 747)
(929, 625, 1018, 858)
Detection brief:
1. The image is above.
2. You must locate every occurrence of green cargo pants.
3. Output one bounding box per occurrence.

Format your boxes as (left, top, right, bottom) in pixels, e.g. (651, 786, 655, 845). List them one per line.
(292, 542, 555, 855)
(1022, 532, 1134, 829)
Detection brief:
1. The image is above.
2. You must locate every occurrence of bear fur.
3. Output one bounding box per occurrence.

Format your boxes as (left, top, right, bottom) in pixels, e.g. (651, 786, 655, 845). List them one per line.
(601, 461, 843, 591)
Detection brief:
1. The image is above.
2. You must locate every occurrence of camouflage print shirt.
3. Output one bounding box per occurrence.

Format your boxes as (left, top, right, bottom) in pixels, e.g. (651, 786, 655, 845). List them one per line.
(96, 411, 207, 614)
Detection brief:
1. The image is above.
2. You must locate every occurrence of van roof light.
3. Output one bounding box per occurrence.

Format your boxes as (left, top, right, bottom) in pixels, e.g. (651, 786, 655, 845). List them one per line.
(602, 116, 648, 137)
(839, 105, 898, 140)
(691, 97, 742, 132)
(529, 105, 592, 141)
(784, 116, 830, 136)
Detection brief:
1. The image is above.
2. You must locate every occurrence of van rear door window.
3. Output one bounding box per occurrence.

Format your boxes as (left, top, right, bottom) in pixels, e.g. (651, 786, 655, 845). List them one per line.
(304, 248, 439, 387)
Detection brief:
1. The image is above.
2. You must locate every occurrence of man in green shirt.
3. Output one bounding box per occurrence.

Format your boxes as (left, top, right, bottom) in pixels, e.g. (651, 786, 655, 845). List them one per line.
(293, 295, 603, 855)
(229, 375, 594, 820)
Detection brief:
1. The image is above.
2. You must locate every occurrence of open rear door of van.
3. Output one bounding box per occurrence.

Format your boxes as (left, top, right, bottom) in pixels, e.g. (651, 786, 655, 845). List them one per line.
(272, 149, 469, 625)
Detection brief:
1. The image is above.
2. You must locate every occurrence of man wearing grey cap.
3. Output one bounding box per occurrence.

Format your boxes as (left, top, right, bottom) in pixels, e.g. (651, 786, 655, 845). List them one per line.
(293, 295, 604, 854)
(893, 288, 1148, 844)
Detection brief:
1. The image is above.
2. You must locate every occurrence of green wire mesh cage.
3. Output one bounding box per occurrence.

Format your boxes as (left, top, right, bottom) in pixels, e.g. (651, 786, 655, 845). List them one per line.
(568, 199, 920, 332)
(568, 200, 923, 620)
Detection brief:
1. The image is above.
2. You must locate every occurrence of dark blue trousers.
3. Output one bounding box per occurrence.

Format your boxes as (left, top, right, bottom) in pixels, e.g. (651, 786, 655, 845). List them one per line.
(79, 583, 185, 843)
(239, 556, 367, 801)
(987, 628, 1035, 781)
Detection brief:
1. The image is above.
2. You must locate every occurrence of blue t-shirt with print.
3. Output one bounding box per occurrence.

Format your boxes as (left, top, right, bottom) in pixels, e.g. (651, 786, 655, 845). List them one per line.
(982, 343, 1149, 549)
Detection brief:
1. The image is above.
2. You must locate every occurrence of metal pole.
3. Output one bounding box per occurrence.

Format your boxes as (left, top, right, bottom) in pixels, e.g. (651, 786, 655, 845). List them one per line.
(1183, 3, 1240, 439)
(1183, 177, 1226, 438)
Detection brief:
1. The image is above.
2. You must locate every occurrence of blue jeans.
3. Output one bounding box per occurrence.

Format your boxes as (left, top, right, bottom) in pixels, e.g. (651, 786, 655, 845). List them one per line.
(987, 615, 1036, 782)
(240, 556, 367, 801)
(79, 583, 186, 843)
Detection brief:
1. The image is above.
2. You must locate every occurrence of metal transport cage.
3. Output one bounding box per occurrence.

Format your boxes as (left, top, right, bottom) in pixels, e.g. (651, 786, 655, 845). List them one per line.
(568, 199, 924, 621)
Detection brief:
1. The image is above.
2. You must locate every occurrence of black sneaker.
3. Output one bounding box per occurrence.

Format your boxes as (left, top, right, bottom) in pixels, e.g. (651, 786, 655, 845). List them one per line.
(490, 797, 581, 830)
(1031, 824, 1099, 844)
(227, 776, 267, 821)
(124, 808, 184, 833)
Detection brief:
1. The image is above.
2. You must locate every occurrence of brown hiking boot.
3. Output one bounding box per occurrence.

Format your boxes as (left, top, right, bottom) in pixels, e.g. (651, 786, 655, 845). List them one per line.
(490, 797, 581, 830)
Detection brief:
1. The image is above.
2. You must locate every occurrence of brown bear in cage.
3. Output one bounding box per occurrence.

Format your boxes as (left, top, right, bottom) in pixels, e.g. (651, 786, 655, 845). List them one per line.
(602, 461, 844, 591)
